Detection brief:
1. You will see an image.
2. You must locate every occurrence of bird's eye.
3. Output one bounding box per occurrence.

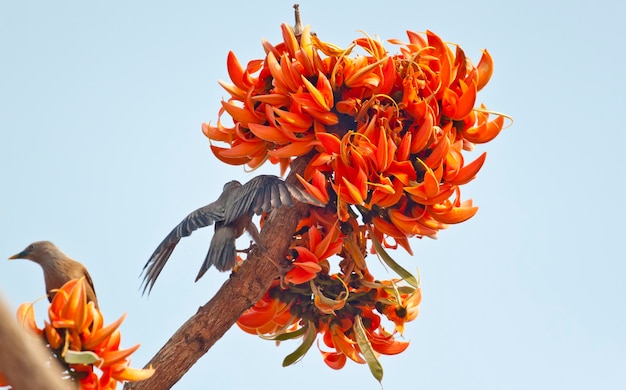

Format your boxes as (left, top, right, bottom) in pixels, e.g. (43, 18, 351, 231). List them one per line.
(29, 244, 34, 250)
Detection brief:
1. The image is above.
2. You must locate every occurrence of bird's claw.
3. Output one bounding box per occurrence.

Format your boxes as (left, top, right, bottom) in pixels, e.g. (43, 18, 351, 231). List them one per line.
(236, 240, 265, 255)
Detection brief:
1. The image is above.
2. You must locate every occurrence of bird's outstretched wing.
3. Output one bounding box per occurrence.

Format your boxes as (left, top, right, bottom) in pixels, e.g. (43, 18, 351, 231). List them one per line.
(222, 175, 324, 225)
(141, 204, 224, 294)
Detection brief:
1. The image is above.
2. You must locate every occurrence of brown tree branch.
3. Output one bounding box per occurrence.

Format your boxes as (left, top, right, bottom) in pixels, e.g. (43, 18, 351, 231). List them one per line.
(0, 293, 67, 390)
(124, 157, 311, 390)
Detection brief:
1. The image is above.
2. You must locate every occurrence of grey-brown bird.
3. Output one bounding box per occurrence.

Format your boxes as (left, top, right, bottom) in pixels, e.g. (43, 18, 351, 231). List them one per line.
(141, 174, 324, 294)
(9, 241, 99, 308)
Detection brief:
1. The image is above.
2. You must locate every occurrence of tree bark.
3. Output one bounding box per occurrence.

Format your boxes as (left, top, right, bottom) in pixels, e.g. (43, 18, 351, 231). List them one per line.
(0, 293, 67, 390)
(124, 157, 310, 390)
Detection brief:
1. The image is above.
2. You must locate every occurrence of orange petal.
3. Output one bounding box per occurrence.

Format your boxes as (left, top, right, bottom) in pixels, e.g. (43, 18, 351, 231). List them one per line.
(210, 145, 250, 166)
(388, 209, 439, 237)
(386, 160, 417, 185)
(16, 303, 42, 335)
(475, 49, 494, 91)
(285, 262, 322, 284)
(376, 57, 395, 95)
(280, 22, 299, 58)
(218, 140, 267, 159)
(406, 182, 455, 206)
(463, 114, 505, 144)
(300, 72, 332, 112)
(266, 51, 289, 92)
(297, 172, 329, 205)
(344, 57, 387, 88)
(330, 325, 365, 364)
(426, 30, 452, 96)
(221, 101, 263, 126)
(367, 331, 410, 355)
(341, 175, 365, 205)
(372, 216, 407, 239)
(301, 106, 339, 125)
(396, 132, 411, 162)
(316, 132, 341, 155)
(248, 123, 292, 144)
(44, 321, 63, 349)
(217, 80, 246, 101)
(314, 226, 342, 261)
(321, 351, 347, 370)
(448, 152, 486, 185)
(252, 93, 290, 107)
(99, 344, 141, 368)
(367, 177, 405, 209)
(428, 203, 479, 224)
(451, 79, 477, 120)
(273, 106, 313, 130)
(267, 140, 315, 158)
(237, 299, 278, 329)
(111, 366, 155, 382)
(406, 30, 427, 48)
(423, 123, 451, 168)
(409, 110, 434, 154)
(226, 51, 246, 90)
(83, 313, 127, 350)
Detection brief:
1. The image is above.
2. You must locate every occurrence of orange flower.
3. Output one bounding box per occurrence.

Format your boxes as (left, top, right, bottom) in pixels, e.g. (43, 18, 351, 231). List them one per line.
(15, 278, 154, 388)
(285, 247, 323, 285)
(285, 225, 342, 284)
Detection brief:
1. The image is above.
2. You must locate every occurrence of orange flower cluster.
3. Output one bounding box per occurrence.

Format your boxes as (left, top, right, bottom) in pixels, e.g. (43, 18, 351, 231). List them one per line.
(205, 24, 506, 245)
(15, 278, 153, 389)
(237, 218, 421, 377)
(205, 22, 507, 380)
(238, 273, 420, 372)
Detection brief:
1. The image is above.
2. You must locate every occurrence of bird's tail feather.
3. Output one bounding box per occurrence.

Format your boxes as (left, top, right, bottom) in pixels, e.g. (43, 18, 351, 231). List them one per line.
(195, 226, 237, 281)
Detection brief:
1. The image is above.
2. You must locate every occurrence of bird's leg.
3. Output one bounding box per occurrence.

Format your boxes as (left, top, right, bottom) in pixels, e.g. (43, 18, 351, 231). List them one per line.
(234, 221, 265, 259)
(238, 220, 269, 256)
(245, 221, 264, 250)
(236, 240, 256, 254)
(243, 221, 290, 277)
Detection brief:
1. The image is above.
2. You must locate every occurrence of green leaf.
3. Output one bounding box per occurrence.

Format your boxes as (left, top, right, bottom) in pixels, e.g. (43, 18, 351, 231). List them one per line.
(282, 321, 317, 367)
(260, 325, 307, 341)
(63, 350, 99, 365)
(369, 228, 418, 288)
(354, 315, 384, 385)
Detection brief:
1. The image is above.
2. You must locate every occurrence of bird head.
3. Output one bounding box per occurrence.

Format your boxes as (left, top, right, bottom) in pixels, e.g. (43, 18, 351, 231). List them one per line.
(222, 180, 242, 192)
(9, 241, 61, 266)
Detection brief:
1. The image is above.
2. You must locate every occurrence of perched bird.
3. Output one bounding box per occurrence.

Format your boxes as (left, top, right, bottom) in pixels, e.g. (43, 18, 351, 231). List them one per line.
(141, 174, 324, 294)
(8, 241, 99, 308)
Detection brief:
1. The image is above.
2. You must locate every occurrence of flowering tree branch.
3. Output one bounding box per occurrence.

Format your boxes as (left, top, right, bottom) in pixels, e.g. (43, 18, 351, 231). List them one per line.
(126, 3, 508, 386)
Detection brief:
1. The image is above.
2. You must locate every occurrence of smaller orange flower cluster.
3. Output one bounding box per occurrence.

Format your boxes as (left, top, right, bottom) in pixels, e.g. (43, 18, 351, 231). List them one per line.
(238, 273, 420, 372)
(16, 278, 153, 389)
(238, 220, 420, 374)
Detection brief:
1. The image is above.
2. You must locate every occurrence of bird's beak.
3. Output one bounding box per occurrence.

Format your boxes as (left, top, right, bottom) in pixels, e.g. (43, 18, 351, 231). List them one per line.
(8, 251, 25, 260)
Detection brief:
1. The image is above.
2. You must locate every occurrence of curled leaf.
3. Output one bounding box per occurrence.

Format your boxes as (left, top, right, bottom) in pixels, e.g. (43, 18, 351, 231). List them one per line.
(354, 315, 384, 385)
(369, 228, 418, 288)
(282, 321, 317, 367)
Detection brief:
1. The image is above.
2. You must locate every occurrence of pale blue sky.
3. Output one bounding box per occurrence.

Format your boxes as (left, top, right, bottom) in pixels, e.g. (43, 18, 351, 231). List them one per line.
(1, 1, 624, 389)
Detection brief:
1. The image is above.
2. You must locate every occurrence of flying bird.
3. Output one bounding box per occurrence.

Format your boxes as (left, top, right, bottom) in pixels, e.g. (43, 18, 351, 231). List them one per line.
(141, 174, 324, 294)
(9, 241, 99, 308)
